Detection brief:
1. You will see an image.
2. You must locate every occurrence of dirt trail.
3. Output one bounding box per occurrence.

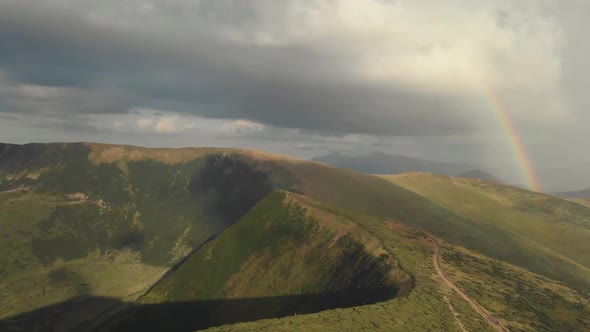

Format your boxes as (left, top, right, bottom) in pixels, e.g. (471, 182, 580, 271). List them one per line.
(426, 233, 508, 332)
(0, 187, 27, 195)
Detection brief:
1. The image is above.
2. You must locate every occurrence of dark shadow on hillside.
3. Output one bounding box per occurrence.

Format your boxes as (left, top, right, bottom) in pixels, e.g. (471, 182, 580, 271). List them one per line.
(188, 154, 273, 224)
(0, 296, 121, 332)
(0, 287, 401, 332)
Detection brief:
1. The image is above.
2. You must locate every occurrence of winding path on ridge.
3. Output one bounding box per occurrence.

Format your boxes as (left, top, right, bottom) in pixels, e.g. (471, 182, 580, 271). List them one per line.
(426, 233, 508, 332)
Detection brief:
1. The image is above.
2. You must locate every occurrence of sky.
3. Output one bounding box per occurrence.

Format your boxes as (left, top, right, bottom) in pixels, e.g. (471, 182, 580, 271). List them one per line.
(0, 0, 588, 191)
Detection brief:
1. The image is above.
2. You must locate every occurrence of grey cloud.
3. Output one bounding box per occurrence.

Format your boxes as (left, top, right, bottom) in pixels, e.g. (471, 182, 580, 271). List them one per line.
(0, 0, 484, 136)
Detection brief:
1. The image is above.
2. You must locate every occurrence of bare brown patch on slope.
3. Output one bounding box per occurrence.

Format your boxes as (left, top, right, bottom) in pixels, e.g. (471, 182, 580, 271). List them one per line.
(85, 143, 309, 168)
(85, 143, 232, 165)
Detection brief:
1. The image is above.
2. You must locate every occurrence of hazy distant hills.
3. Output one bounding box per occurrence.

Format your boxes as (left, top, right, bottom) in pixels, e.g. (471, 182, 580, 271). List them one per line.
(554, 187, 590, 199)
(311, 152, 476, 176)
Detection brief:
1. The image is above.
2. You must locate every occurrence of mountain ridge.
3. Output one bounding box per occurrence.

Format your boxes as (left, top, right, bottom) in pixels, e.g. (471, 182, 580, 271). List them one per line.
(311, 151, 476, 176)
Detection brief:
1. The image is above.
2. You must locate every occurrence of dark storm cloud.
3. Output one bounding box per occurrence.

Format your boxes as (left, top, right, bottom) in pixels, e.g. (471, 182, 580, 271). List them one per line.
(0, 0, 484, 135)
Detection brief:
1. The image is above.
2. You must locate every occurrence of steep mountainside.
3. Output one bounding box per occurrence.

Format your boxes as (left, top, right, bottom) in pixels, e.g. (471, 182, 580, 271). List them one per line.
(99, 191, 413, 331)
(97, 192, 589, 331)
(311, 152, 475, 176)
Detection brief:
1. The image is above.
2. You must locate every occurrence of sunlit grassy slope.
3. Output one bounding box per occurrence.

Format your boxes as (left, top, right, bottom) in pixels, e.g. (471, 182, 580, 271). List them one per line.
(140, 191, 412, 304)
(0, 143, 278, 322)
(382, 173, 590, 291)
(109, 191, 590, 332)
(101, 191, 415, 331)
(0, 190, 166, 323)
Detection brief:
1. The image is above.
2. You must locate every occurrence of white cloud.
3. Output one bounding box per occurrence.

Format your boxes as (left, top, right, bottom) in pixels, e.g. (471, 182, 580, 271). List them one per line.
(223, 119, 265, 134)
(129, 108, 201, 134)
(137, 117, 154, 129)
(270, 0, 566, 117)
(154, 116, 179, 133)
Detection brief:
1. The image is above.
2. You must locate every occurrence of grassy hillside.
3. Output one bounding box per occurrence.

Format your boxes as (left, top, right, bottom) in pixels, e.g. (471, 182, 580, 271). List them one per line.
(102, 191, 590, 331)
(310, 151, 474, 175)
(2, 187, 589, 331)
(571, 198, 590, 208)
(0, 142, 491, 274)
(0, 190, 167, 327)
(382, 173, 590, 291)
(0, 143, 278, 322)
(139, 191, 412, 303)
(99, 191, 414, 330)
(1, 142, 590, 330)
(203, 226, 590, 332)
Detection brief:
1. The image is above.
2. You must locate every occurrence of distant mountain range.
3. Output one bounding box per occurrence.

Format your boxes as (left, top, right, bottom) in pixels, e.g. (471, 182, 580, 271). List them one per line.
(311, 152, 477, 176)
(553, 187, 590, 199)
(311, 152, 503, 183)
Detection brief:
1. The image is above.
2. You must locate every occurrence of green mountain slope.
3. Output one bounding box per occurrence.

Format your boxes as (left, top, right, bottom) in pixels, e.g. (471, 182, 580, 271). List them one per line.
(99, 191, 413, 331)
(383, 173, 590, 291)
(99, 191, 590, 332)
(0, 142, 490, 275)
(310, 151, 475, 175)
(1, 142, 590, 330)
(140, 191, 412, 304)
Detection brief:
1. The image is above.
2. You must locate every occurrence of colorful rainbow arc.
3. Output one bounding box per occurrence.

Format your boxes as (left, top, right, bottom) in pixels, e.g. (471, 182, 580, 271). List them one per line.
(484, 86, 542, 192)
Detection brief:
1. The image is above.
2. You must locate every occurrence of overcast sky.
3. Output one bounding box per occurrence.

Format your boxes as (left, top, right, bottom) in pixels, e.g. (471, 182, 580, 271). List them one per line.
(0, 0, 588, 191)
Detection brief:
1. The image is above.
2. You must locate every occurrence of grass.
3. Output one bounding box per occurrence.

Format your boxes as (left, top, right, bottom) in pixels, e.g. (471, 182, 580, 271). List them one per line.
(0, 191, 166, 322)
(382, 173, 590, 291)
(0, 191, 58, 277)
(441, 244, 590, 331)
(0, 250, 166, 320)
(0, 144, 281, 325)
(105, 191, 478, 331)
(140, 191, 410, 304)
(2, 143, 590, 331)
(7, 142, 589, 292)
(200, 192, 589, 331)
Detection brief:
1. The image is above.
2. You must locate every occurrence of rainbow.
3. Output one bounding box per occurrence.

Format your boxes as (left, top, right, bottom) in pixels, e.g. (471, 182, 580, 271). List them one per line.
(484, 86, 542, 192)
